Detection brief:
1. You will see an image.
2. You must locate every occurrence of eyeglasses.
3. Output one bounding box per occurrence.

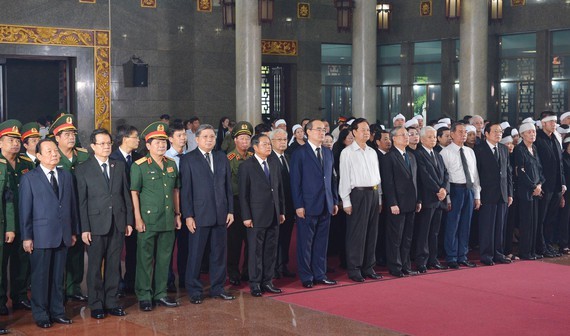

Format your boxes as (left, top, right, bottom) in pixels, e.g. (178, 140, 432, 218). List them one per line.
(94, 142, 113, 147)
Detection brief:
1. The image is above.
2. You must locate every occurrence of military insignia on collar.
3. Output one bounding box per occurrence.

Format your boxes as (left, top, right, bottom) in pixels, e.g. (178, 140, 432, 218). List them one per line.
(167, 167, 174, 173)
(22, 168, 29, 174)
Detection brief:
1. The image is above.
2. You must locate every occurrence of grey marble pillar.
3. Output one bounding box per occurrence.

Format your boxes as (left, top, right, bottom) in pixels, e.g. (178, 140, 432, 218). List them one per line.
(458, 0, 488, 119)
(352, 0, 377, 121)
(235, 0, 262, 124)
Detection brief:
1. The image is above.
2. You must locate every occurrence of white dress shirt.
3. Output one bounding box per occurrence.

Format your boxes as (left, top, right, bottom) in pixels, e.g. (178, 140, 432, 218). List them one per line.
(338, 141, 382, 208)
(94, 156, 110, 179)
(26, 152, 37, 163)
(165, 147, 186, 170)
(198, 147, 214, 172)
(440, 142, 481, 199)
(40, 164, 59, 184)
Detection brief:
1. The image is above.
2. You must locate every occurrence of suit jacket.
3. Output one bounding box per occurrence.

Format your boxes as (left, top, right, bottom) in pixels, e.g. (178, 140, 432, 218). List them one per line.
(290, 143, 338, 216)
(19, 166, 79, 248)
(75, 156, 133, 235)
(180, 148, 233, 227)
(415, 145, 449, 209)
(474, 142, 513, 204)
(535, 129, 565, 193)
(109, 149, 142, 186)
(514, 143, 546, 201)
(239, 156, 285, 228)
(269, 151, 294, 216)
(381, 148, 418, 213)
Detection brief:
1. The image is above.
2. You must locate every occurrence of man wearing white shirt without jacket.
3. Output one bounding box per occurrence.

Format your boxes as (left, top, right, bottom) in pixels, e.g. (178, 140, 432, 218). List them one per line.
(440, 123, 481, 269)
(339, 118, 382, 282)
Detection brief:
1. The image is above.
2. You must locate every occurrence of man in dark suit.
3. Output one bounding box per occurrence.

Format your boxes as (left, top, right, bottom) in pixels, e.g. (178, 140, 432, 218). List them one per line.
(269, 129, 296, 278)
(76, 129, 134, 319)
(19, 139, 78, 329)
(475, 122, 513, 266)
(415, 126, 449, 273)
(290, 120, 339, 288)
(535, 111, 565, 258)
(109, 125, 141, 295)
(381, 126, 421, 277)
(180, 124, 235, 304)
(239, 134, 285, 297)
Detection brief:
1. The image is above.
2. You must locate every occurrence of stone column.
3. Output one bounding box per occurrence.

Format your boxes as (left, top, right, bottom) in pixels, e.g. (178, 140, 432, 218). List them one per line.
(458, 0, 488, 119)
(352, 0, 377, 121)
(235, 0, 262, 124)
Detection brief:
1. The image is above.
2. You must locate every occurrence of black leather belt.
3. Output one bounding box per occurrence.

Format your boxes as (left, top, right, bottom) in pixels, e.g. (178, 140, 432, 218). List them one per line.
(450, 183, 467, 188)
(353, 186, 378, 191)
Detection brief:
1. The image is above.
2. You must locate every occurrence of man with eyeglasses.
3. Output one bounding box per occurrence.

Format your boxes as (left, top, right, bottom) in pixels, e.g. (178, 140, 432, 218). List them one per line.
(50, 114, 90, 302)
(269, 128, 296, 279)
(76, 129, 133, 319)
(474, 123, 513, 266)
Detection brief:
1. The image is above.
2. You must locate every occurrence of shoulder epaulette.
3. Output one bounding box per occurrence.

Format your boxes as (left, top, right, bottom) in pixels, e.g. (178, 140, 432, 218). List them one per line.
(19, 155, 33, 162)
(165, 156, 175, 162)
(0, 158, 6, 164)
(227, 153, 236, 160)
(76, 147, 88, 153)
(135, 157, 147, 165)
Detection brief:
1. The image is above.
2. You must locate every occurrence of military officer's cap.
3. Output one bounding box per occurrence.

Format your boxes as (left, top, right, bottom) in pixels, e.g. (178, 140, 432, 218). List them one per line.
(21, 122, 41, 141)
(232, 121, 253, 138)
(0, 119, 22, 138)
(141, 121, 169, 142)
(50, 114, 77, 135)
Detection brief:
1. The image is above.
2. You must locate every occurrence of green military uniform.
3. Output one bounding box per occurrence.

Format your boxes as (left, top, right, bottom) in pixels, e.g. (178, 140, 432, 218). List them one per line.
(0, 120, 20, 313)
(50, 114, 90, 298)
(21, 122, 41, 166)
(226, 121, 253, 282)
(131, 122, 180, 302)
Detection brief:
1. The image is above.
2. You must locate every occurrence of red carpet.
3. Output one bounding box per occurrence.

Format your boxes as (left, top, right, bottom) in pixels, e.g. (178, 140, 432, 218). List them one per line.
(271, 261, 570, 336)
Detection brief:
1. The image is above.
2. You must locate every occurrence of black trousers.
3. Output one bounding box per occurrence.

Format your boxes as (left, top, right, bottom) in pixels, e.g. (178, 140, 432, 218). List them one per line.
(559, 193, 570, 249)
(386, 211, 415, 274)
(375, 197, 388, 265)
(176, 227, 189, 287)
(227, 196, 248, 279)
(123, 231, 137, 290)
(537, 191, 560, 253)
(0, 238, 30, 305)
(518, 196, 539, 258)
(415, 207, 443, 267)
(275, 216, 294, 272)
(30, 245, 67, 322)
(478, 202, 508, 263)
(504, 198, 518, 255)
(247, 222, 279, 289)
(345, 189, 379, 278)
(185, 225, 227, 297)
(86, 224, 123, 310)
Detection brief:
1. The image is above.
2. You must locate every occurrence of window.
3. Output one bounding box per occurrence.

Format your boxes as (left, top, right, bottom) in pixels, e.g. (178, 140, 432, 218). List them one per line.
(413, 41, 442, 122)
(377, 44, 401, 125)
(321, 44, 352, 122)
(552, 30, 570, 113)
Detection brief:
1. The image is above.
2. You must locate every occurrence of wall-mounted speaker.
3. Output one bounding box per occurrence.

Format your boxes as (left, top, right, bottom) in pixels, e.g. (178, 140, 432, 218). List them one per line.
(123, 57, 148, 87)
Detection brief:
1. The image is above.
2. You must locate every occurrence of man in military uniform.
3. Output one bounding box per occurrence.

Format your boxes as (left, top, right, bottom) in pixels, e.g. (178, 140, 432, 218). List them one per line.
(226, 121, 253, 286)
(21, 122, 41, 165)
(131, 121, 182, 312)
(50, 114, 90, 302)
(0, 120, 36, 315)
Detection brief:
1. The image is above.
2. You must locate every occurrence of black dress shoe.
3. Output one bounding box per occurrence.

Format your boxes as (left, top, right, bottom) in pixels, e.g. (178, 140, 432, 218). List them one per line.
(281, 269, 296, 278)
(190, 295, 204, 304)
(229, 277, 241, 286)
(481, 260, 495, 266)
(13, 299, 32, 310)
(315, 277, 337, 285)
(107, 307, 127, 316)
(0, 328, 8, 334)
(67, 293, 88, 302)
(402, 269, 419, 276)
(0, 305, 7, 316)
(534, 254, 543, 259)
(495, 257, 512, 264)
(349, 275, 365, 282)
(389, 271, 405, 278)
(519, 254, 536, 260)
(417, 265, 428, 273)
(302, 281, 313, 288)
(35, 320, 52, 328)
(458, 260, 476, 268)
(212, 291, 235, 300)
(262, 283, 282, 293)
(447, 262, 460, 269)
(139, 300, 153, 311)
(543, 251, 556, 258)
(428, 263, 448, 270)
(52, 316, 72, 324)
(155, 297, 179, 307)
(364, 272, 383, 279)
(251, 288, 263, 297)
(90, 309, 106, 319)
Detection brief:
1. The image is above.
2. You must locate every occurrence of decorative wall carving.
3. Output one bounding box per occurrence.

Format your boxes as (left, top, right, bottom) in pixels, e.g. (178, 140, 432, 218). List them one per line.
(141, 0, 157, 8)
(261, 39, 298, 56)
(197, 0, 212, 12)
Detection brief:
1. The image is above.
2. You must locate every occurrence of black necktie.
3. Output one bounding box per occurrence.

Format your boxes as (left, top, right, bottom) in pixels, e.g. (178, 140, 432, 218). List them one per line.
(459, 147, 473, 189)
(430, 150, 437, 167)
(280, 154, 289, 172)
(263, 161, 270, 182)
(49, 171, 59, 196)
(102, 163, 110, 185)
(205, 152, 212, 172)
(493, 146, 500, 163)
(177, 153, 183, 159)
(403, 152, 411, 170)
(126, 154, 132, 167)
(316, 147, 323, 167)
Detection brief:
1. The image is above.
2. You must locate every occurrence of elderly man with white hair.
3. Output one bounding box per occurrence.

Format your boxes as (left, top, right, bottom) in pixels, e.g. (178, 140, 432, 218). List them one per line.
(470, 115, 485, 143)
